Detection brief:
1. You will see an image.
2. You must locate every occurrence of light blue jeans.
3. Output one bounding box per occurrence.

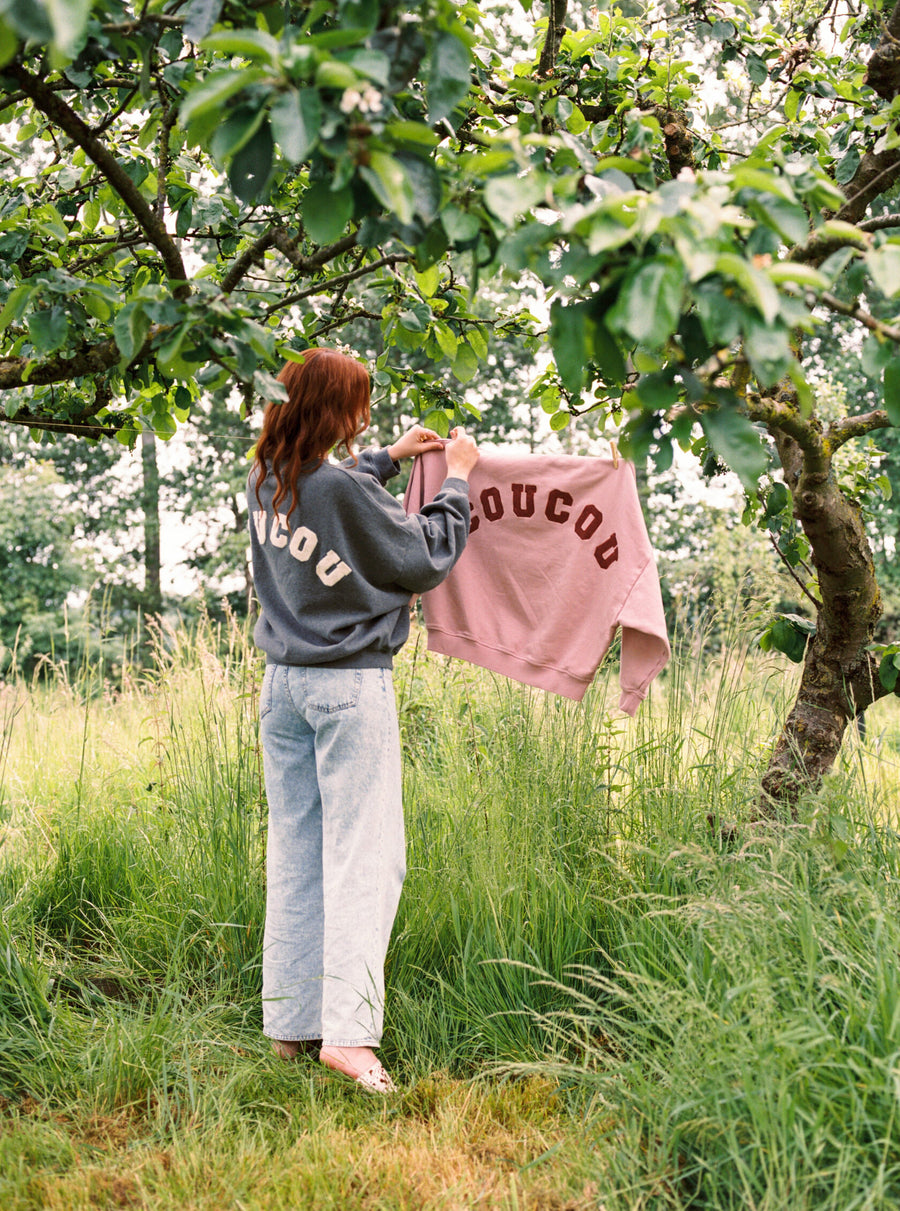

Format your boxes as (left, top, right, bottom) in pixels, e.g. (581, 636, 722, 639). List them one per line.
(258, 664, 405, 1047)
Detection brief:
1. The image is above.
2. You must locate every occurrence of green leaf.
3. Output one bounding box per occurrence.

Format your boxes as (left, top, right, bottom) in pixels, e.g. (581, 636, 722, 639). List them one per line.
(550, 411, 570, 431)
(386, 121, 440, 148)
(715, 253, 780, 324)
(0, 20, 16, 69)
(636, 372, 680, 409)
(867, 244, 900, 298)
(270, 89, 321, 164)
(880, 652, 900, 692)
(340, 47, 390, 86)
(484, 173, 545, 225)
(884, 358, 900, 426)
(180, 68, 265, 128)
(746, 53, 768, 85)
(549, 300, 588, 393)
(467, 327, 488, 361)
(743, 315, 793, 387)
(835, 145, 860, 186)
(0, 284, 34, 333)
(113, 302, 151, 364)
(81, 197, 101, 232)
(183, 0, 223, 44)
(414, 265, 440, 298)
(396, 153, 441, 223)
(732, 168, 798, 202)
(398, 301, 432, 332)
(422, 409, 450, 437)
(228, 123, 274, 203)
(201, 28, 280, 64)
(450, 342, 479, 382)
(45, 0, 90, 58)
(315, 59, 360, 90)
(433, 321, 457, 359)
(210, 102, 266, 161)
(359, 152, 415, 224)
(591, 317, 626, 384)
(767, 263, 828, 290)
(754, 197, 810, 245)
(442, 207, 480, 244)
(861, 334, 892, 377)
(700, 408, 768, 491)
(607, 260, 683, 348)
(27, 306, 68, 354)
(761, 615, 812, 663)
(302, 181, 354, 243)
(427, 31, 471, 122)
(784, 88, 802, 122)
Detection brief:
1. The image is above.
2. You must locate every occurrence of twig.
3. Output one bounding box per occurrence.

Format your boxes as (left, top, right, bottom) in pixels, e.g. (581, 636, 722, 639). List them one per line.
(265, 254, 412, 315)
(816, 291, 900, 344)
(768, 531, 822, 609)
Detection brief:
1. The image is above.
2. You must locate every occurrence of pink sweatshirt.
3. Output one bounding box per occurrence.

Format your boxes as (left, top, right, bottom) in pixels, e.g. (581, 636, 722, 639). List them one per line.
(404, 450, 670, 712)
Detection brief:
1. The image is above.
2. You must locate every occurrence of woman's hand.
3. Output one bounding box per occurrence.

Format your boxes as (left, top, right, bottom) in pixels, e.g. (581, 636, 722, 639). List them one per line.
(444, 427, 479, 481)
(387, 425, 445, 462)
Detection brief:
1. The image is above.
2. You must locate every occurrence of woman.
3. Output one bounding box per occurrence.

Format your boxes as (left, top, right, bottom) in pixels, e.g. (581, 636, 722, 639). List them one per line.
(248, 347, 478, 1092)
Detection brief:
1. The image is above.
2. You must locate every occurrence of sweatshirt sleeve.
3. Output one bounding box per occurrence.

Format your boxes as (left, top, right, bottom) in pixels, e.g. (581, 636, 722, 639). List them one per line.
(617, 557, 671, 715)
(337, 466, 471, 594)
(342, 447, 400, 484)
(396, 477, 471, 592)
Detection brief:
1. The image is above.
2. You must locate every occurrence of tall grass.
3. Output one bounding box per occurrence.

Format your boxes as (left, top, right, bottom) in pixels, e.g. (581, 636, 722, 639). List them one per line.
(0, 605, 898, 1208)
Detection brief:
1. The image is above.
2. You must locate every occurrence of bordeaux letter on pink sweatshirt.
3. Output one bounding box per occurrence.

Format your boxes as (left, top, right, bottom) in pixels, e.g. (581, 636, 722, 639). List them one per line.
(404, 450, 670, 712)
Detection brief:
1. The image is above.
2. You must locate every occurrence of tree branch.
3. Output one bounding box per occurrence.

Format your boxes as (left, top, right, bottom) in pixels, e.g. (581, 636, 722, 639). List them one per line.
(859, 212, 900, 233)
(272, 229, 358, 272)
(863, 0, 900, 99)
(747, 392, 829, 472)
(265, 254, 411, 315)
(0, 323, 164, 391)
(310, 309, 383, 340)
(220, 228, 280, 293)
(538, 0, 568, 76)
(155, 86, 179, 223)
(6, 62, 190, 299)
(817, 291, 900, 343)
(101, 16, 186, 34)
(788, 223, 870, 265)
(827, 410, 893, 450)
(837, 151, 900, 226)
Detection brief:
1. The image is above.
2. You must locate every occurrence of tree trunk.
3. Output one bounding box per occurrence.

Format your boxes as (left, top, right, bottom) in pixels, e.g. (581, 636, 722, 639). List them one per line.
(140, 430, 163, 616)
(758, 419, 891, 815)
(538, 0, 568, 76)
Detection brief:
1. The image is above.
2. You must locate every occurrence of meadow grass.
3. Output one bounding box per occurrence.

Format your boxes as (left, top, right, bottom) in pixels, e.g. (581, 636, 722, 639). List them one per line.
(0, 607, 899, 1209)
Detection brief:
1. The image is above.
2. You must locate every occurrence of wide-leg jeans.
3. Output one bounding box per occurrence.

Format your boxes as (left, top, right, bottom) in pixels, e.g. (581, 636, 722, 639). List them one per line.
(259, 664, 405, 1047)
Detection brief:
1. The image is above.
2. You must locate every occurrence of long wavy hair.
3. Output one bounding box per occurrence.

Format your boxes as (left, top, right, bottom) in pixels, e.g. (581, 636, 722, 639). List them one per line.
(251, 348, 371, 519)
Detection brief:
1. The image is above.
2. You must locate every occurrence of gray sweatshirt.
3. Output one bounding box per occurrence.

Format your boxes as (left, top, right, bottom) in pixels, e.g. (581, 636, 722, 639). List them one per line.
(248, 448, 470, 668)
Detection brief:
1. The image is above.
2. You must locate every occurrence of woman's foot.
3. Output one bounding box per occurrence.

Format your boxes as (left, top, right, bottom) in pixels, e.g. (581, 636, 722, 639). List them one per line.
(271, 1038, 321, 1061)
(319, 1045, 396, 1092)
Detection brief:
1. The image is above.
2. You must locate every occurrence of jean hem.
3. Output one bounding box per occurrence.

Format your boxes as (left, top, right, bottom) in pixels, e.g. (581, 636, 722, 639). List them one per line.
(263, 1032, 323, 1042)
(321, 1037, 381, 1048)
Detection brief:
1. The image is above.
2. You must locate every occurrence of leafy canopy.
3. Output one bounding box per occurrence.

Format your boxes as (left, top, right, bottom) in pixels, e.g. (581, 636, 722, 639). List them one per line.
(0, 0, 896, 483)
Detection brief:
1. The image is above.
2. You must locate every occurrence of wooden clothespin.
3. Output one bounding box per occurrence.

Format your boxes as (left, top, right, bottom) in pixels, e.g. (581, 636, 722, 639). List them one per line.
(609, 439, 620, 468)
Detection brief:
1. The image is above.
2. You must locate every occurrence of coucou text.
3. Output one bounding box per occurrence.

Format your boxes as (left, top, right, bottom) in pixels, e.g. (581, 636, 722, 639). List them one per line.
(252, 511, 352, 586)
(468, 483, 619, 569)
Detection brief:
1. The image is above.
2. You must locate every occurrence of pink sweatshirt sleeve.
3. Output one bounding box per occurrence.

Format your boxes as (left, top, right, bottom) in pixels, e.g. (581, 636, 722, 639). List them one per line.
(617, 557, 671, 715)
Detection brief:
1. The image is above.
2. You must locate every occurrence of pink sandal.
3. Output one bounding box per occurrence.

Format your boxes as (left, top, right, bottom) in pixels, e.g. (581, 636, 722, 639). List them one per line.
(353, 1061, 396, 1093)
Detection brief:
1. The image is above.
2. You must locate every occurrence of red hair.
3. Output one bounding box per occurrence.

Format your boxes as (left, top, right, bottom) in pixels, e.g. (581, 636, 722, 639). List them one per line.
(252, 348, 371, 519)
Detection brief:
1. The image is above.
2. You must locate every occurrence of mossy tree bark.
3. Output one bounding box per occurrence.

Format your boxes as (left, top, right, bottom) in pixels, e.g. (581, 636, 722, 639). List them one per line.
(755, 397, 891, 813)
